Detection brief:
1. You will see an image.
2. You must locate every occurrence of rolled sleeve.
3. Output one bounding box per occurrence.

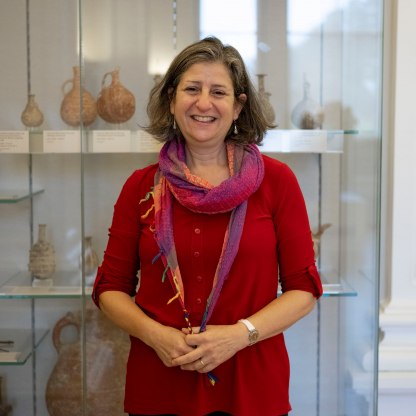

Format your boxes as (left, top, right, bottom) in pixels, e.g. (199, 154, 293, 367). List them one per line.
(280, 263, 323, 299)
(91, 167, 156, 307)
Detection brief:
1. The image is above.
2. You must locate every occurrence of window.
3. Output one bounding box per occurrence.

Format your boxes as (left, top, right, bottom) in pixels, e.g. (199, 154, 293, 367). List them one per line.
(199, 0, 257, 74)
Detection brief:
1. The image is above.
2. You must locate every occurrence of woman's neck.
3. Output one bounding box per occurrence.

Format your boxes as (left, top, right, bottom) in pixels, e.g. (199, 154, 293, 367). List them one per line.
(185, 142, 230, 186)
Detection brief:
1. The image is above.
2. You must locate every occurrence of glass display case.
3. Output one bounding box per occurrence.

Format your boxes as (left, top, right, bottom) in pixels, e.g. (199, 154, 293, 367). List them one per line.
(0, 0, 383, 415)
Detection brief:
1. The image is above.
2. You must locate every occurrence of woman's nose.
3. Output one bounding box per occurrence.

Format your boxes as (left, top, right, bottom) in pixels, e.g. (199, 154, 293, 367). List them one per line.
(196, 90, 212, 110)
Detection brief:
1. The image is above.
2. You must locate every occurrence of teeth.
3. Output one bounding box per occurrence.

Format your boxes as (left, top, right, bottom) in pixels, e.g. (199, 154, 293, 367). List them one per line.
(193, 115, 214, 122)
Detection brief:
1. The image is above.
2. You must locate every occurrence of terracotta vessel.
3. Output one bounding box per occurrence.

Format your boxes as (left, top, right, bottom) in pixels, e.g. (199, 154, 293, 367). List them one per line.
(96, 68, 135, 124)
(46, 302, 130, 416)
(0, 376, 12, 416)
(312, 223, 331, 259)
(21, 94, 44, 128)
(28, 224, 56, 280)
(291, 75, 324, 129)
(257, 74, 276, 125)
(80, 236, 99, 285)
(60, 66, 97, 127)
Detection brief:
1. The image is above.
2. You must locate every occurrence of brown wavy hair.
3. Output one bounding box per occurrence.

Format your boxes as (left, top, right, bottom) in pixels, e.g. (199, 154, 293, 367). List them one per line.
(144, 36, 275, 145)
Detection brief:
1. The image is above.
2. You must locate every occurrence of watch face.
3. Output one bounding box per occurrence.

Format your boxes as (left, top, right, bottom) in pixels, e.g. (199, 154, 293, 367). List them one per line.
(249, 329, 259, 345)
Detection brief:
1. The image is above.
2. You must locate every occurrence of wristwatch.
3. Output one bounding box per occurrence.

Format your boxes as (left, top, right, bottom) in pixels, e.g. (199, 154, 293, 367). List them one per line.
(238, 319, 259, 346)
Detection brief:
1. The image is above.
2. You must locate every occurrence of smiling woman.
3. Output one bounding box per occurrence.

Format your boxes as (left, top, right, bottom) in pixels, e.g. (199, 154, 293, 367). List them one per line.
(168, 62, 245, 156)
(92, 37, 322, 416)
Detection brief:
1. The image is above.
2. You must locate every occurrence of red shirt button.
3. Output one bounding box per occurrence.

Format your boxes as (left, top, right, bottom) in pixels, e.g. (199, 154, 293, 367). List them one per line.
(194, 228, 201, 234)
(196, 275, 203, 282)
(196, 298, 202, 305)
(193, 251, 200, 257)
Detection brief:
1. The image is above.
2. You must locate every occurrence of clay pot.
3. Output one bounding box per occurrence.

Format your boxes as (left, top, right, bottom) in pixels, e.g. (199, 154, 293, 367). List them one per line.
(46, 302, 130, 416)
(257, 74, 276, 125)
(60, 66, 97, 127)
(80, 236, 99, 285)
(96, 68, 136, 124)
(28, 224, 56, 280)
(21, 94, 44, 128)
(312, 223, 331, 259)
(0, 376, 12, 415)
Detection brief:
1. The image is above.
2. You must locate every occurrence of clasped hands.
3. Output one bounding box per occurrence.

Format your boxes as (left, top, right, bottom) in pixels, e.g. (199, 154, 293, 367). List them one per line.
(152, 323, 246, 374)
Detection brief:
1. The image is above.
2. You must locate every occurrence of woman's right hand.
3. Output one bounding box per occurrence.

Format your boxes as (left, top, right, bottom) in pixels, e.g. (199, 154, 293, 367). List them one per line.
(149, 325, 196, 367)
(98, 291, 195, 367)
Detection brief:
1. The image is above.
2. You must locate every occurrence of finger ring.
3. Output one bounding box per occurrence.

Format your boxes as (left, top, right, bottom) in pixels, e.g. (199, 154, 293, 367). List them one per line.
(199, 359, 205, 367)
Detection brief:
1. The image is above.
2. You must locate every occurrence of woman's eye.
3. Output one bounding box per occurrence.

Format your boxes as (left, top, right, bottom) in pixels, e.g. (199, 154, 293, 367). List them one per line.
(212, 90, 226, 97)
(184, 86, 199, 93)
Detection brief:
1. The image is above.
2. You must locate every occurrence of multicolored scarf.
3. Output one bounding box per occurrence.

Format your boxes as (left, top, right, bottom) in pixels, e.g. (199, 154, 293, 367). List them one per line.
(145, 136, 264, 384)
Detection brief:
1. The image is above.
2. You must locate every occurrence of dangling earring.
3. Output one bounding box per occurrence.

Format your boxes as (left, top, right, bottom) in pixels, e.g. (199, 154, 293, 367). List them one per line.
(173, 118, 176, 130)
(233, 120, 238, 135)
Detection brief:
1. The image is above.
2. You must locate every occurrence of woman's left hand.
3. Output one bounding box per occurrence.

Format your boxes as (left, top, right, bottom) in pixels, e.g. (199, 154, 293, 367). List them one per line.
(171, 323, 247, 373)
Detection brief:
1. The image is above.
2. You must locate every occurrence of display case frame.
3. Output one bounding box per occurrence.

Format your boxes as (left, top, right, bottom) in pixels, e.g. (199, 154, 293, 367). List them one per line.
(0, 1, 383, 415)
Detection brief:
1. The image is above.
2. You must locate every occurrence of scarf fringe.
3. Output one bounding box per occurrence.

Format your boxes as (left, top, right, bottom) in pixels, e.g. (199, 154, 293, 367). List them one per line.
(140, 190, 155, 219)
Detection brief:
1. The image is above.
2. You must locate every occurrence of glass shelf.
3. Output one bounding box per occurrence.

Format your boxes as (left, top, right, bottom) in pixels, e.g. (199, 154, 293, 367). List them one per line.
(0, 129, 358, 154)
(0, 189, 44, 204)
(277, 280, 356, 297)
(261, 129, 351, 153)
(0, 271, 93, 299)
(321, 282, 357, 297)
(0, 328, 49, 366)
(0, 270, 356, 299)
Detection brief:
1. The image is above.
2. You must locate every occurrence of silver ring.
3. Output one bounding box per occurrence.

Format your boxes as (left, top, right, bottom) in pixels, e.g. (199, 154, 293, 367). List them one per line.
(199, 358, 205, 367)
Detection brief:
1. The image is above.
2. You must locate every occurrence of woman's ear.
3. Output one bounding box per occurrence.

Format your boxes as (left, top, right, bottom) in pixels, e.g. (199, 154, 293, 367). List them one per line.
(235, 93, 247, 116)
(238, 93, 247, 104)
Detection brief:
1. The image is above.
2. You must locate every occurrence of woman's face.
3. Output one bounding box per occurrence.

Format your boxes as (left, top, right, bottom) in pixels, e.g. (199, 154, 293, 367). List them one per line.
(170, 62, 245, 147)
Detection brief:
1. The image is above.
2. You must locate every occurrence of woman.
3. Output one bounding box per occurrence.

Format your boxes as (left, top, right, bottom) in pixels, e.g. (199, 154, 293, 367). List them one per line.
(92, 36, 322, 416)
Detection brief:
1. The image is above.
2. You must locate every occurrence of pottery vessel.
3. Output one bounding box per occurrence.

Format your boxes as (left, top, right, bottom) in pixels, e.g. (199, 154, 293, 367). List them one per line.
(291, 76, 324, 129)
(45, 302, 129, 416)
(312, 223, 331, 259)
(257, 74, 276, 125)
(21, 94, 44, 128)
(60, 66, 97, 127)
(0, 376, 12, 416)
(96, 68, 135, 124)
(28, 224, 56, 280)
(80, 236, 99, 285)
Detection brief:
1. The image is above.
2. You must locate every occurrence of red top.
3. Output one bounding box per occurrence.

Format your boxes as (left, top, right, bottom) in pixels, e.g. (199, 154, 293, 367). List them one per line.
(92, 154, 322, 416)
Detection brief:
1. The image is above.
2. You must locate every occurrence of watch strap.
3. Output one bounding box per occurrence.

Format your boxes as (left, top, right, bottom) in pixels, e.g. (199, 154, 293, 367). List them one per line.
(238, 318, 255, 332)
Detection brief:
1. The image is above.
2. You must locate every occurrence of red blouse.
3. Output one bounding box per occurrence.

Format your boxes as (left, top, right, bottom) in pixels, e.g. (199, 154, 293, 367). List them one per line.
(92, 154, 322, 416)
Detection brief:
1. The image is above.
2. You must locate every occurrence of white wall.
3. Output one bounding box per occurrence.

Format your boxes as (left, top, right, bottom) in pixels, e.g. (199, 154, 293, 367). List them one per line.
(378, 0, 416, 413)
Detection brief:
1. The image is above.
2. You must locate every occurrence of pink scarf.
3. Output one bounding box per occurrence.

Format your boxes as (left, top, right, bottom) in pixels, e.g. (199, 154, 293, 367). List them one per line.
(150, 136, 264, 384)
(153, 136, 264, 324)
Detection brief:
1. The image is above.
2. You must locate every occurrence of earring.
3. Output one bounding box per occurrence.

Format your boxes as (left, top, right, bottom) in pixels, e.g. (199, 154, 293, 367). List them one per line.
(173, 118, 176, 130)
(233, 120, 238, 135)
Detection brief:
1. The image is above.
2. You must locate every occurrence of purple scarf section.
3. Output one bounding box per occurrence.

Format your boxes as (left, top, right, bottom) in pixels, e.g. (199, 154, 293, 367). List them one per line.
(153, 137, 264, 331)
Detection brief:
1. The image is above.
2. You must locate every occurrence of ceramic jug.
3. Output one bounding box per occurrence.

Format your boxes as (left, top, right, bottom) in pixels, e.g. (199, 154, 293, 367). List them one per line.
(96, 68, 136, 124)
(21, 94, 44, 128)
(256, 74, 276, 125)
(45, 302, 129, 416)
(312, 223, 331, 259)
(60, 66, 97, 127)
(80, 236, 99, 285)
(0, 376, 12, 416)
(28, 224, 56, 280)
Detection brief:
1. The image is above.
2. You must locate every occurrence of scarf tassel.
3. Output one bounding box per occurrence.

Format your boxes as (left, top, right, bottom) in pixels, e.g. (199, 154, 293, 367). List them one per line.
(140, 190, 155, 219)
(207, 372, 218, 386)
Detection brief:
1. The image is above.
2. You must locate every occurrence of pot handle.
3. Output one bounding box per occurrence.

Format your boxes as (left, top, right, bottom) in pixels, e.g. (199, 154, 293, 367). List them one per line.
(101, 66, 121, 88)
(52, 312, 80, 353)
(61, 79, 73, 95)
